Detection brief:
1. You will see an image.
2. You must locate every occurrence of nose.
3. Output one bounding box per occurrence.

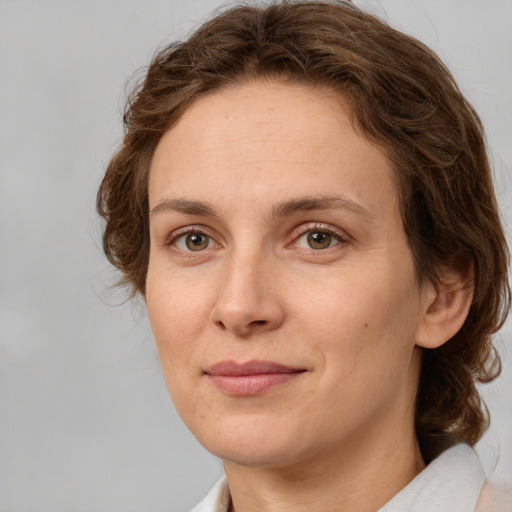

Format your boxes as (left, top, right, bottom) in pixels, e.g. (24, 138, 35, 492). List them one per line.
(209, 250, 285, 337)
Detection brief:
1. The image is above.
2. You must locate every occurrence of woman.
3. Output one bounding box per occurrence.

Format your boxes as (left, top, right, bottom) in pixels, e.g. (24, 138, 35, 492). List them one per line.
(97, 1, 511, 510)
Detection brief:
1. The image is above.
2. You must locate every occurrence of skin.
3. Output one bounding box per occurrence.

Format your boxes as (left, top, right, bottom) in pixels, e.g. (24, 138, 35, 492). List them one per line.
(145, 81, 471, 512)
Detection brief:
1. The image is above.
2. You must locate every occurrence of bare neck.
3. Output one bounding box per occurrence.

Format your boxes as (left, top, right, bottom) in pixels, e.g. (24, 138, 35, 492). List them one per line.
(224, 426, 425, 512)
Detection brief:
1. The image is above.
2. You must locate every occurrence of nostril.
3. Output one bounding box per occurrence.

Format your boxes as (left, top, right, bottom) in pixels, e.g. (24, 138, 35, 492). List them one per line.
(214, 319, 227, 331)
(214, 318, 268, 335)
(210, 298, 285, 335)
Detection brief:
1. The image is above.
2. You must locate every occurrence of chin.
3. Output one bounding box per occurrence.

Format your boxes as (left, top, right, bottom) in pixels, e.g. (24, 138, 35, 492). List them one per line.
(211, 443, 300, 469)
(192, 416, 306, 469)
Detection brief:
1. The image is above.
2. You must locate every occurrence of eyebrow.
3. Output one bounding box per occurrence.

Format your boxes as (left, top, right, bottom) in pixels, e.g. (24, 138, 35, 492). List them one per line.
(271, 195, 375, 221)
(150, 195, 375, 221)
(150, 198, 219, 218)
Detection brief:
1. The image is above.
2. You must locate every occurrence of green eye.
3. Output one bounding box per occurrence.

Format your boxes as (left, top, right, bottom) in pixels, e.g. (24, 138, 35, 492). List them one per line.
(307, 231, 333, 249)
(176, 232, 211, 251)
(186, 233, 209, 251)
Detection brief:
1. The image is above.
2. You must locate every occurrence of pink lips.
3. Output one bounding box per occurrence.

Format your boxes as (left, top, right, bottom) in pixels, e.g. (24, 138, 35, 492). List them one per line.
(205, 360, 305, 396)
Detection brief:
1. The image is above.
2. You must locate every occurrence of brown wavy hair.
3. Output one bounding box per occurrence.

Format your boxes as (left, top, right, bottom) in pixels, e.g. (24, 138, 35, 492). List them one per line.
(97, 0, 510, 461)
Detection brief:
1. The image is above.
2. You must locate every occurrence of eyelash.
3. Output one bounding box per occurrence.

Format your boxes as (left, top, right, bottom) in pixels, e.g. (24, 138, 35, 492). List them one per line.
(288, 223, 348, 252)
(165, 223, 349, 255)
(164, 226, 218, 254)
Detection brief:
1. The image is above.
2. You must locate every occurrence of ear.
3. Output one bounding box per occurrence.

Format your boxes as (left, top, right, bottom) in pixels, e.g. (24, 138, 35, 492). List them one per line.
(416, 261, 474, 349)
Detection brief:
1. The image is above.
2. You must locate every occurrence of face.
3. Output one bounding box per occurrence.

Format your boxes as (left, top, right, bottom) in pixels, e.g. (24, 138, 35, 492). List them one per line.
(146, 82, 432, 469)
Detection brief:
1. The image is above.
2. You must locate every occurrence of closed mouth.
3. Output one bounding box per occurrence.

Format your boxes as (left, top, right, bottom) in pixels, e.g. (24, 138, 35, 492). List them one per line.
(204, 360, 306, 395)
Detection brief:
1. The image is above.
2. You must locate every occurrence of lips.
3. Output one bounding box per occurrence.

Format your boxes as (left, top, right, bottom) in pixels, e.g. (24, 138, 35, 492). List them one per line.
(204, 360, 306, 395)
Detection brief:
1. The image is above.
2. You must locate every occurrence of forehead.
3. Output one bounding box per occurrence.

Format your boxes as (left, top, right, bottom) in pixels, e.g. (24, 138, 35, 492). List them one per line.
(148, 81, 398, 221)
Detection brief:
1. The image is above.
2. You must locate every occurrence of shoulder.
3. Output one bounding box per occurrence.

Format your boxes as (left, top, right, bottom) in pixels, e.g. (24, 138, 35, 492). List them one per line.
(476, 481, 512, 512)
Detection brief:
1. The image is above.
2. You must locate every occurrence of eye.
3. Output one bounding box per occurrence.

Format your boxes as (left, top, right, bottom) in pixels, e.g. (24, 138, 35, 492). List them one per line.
(174, 231, 213, 252)
(307, 231, 335, 249)
(295, 229, 342, 250)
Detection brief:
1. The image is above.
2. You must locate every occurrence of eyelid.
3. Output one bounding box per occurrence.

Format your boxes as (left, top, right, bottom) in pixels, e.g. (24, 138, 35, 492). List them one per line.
(164, 225, 221, 249)
(287, 222, 350, 249)
(162, 222, 349, 253)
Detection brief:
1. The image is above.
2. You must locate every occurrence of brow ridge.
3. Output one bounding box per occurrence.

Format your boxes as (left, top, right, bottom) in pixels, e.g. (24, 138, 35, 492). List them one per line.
(150, 198, 218, 217)
(271, 195, 375, 220)
(150, 195, 374, 221)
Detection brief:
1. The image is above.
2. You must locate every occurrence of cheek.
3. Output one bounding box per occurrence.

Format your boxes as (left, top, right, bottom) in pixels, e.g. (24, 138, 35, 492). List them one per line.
(145, 267, 211, 369)
(312, 277, 420, 402)
(294, 264, 421, 368)
(145, 277, 208, 416)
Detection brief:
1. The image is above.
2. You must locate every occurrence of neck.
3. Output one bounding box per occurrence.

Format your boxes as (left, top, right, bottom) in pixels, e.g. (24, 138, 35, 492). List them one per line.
(224, 428, 424, 512)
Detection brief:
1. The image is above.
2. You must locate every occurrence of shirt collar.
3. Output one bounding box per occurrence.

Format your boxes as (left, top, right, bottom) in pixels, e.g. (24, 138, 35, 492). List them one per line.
(191, 476, 230, 512)
(192, 444, 485, 512)
(379, 444, 485, 512)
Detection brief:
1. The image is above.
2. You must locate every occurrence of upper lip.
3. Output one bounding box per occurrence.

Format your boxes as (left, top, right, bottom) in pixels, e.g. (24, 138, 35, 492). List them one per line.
(205, 360, 305, 376)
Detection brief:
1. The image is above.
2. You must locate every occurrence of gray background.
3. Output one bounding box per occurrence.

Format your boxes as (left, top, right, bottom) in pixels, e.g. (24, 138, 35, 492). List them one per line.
(1, 0, 511, 510)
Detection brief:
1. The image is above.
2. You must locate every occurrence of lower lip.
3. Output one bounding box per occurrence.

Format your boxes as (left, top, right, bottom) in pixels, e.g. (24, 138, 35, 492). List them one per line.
(207, 372, 303, 396)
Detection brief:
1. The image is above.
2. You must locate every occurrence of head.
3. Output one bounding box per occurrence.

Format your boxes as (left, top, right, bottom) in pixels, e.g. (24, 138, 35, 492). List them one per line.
(97, 0, 510, 462)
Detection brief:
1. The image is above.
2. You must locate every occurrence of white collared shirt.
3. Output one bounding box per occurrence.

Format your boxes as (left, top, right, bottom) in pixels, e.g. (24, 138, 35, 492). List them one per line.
(191, 444, 511, 512)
